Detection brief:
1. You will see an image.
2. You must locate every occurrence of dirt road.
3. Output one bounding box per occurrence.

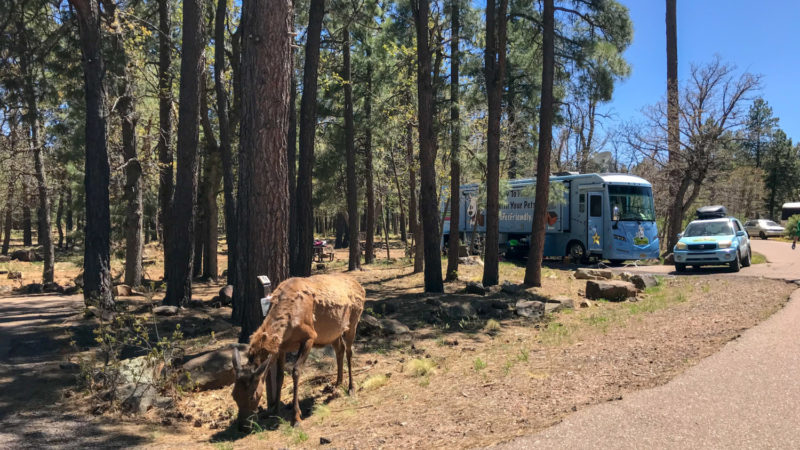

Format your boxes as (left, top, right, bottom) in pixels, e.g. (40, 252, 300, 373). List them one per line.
(501, 239, 800, 449)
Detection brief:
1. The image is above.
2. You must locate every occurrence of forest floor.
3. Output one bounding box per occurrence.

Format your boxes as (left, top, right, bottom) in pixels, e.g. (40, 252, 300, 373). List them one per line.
(0, 237, 795, 448)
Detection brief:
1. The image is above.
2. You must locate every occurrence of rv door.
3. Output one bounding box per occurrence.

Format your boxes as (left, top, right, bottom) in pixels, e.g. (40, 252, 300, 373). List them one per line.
(587, 192, 603, 254)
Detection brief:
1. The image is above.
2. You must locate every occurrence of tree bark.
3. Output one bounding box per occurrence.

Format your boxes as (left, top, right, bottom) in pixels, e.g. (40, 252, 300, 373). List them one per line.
(445, 0, 461, 282)
(113, 27, 144, 288)
(413, 0, 444, 292)
(215, 0, 237, 285)
(56, 190, 64, 249)
(65, 186, 73, 247)
(236, 0, 291, 342)
(2, 178, 13, 256)
(389, 146, 407, 244)
(293, 0, 325, 277)
(200, 81, 221, 281)
(157, 0, 174, 278)
(406, 122, 423, 273)
(482, 0, 507, 287)
(343, 25, 361, 272)
(70, 0, 114, 312)
(363, 51, 375, 265)
(524, 0, 553, 287)
(163, 0, 204, 306)
(21, 182, 31, 247)
(665, 0, 682, 255)
(288, 73, 299, 272)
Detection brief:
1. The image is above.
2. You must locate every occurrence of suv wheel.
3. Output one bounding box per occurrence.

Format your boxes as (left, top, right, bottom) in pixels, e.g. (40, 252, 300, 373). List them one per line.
(742, 247, 752, 267)
(729, 252, 741, 272)
(759, 231, 767, 240)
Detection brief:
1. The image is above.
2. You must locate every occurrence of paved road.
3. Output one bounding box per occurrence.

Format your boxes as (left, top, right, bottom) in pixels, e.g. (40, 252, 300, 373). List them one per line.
(501, 239, 800, 449)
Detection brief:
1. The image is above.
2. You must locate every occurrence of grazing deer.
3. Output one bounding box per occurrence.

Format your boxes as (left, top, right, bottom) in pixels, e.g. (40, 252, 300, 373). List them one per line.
(232, 274, 365, 427)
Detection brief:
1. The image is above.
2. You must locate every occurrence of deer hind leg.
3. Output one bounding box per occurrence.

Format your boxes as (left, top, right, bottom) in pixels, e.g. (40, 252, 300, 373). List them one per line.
(333, 336, 345, 387)
(292, 340, 313, 425)
(344, 320, 359, 396)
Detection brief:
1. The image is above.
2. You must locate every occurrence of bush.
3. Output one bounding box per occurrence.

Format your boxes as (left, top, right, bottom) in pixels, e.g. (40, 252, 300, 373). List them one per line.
(407, 358, 436, 377)
(785, 215, 800, 238)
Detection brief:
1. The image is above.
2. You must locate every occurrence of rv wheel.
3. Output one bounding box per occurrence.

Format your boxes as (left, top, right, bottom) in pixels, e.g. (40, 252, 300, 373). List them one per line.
(567, 241, 587, 264)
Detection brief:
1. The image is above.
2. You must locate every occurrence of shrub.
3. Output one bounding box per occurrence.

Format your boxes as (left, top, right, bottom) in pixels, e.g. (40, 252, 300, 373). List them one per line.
(407, 358, 436, 377)
(361, 374, 389, 391)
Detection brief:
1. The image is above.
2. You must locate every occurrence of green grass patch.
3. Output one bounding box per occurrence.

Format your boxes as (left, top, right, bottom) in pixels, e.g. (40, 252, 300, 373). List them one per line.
(473, 357, 487, 371)
(751, 252, 767, 264)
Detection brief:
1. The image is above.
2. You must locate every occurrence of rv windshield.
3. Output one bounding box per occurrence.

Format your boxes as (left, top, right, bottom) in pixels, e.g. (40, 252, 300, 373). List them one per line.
(608, 185, 655, 221)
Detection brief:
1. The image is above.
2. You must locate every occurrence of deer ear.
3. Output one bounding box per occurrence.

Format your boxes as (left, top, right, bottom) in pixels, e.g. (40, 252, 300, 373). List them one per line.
(254, 354, 273, 377)
(232, 346, 243, 373)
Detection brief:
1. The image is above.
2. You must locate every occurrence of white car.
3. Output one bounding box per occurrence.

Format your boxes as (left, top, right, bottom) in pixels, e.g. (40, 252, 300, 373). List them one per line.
(743, 219, 785, 239)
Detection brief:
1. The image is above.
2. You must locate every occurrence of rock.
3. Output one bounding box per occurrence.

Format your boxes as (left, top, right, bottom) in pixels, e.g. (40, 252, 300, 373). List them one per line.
(316, 263, 326, 270)
(11, 249, 39, 262)
(579, 299, 593, 308)
(458, 245, 469, 257)
(153, 305, 179, 316)
(181, 344, 249, 391)
(500, 281, 525, 295)
(545, 297, 575, 314)
(320, 437, 332, 445)
(7, 271, 22, 280)
(380, 318, 411, 335)
(447, 302, 477, 319)
(114, 284, 133, 297)
(465, 281, 487, 295)
(85, 306, 101, 318)
(574, 268, 613, 280)
(459, 256, 484, 266)
(629, 274, 659, 291)
(22, 283, 43, 294)
(218, 285, 233, 306)
(43, 282, 63, 293)
(490, 299, 508, 309)
(619, 272, 634, 282)
(120, 383, 158, 414)
(357, 314, 383, 337)
(73, 273, 84, 288)
(0, 255, 10, 262)
(515, 300, 545, 318)
(155, 396, 174, 409)
(0, 285, 12, 295)
(62, 284, 80, 295)
(585, 280, 637, 302)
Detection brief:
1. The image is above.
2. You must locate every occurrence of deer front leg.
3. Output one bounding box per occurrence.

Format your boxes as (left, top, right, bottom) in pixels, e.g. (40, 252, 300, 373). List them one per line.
(266, 351, 286, 414)
(292, 340, 313, 426)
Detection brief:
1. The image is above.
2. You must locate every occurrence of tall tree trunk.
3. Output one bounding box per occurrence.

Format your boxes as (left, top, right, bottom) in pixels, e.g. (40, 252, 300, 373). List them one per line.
(507, 89, 517, 178)
(214, 0, 237, 285)
(65, 186, 73, 247)
(524, 0, 553, 287)
(2, 178, 13, 256)
(56, 190, 64, 249)
(389, 147, 407, 244)
(482, 0, 507, 287)
(200, 81, 221, 281)
(343, 26, 361, 272)
(70, 0, 114, 313)
(413, 0, 443, 293)
(406, 122, 423, 273)
(445, 0, 461, 282)
(163, 0, 204, 306)
(157, 0, 174, 279)
(236, 0, 292, 342)
(665, 0, 682, 255)
(288, 74, 299, 272)
(22, 182, 32, 246)
(293, 0, 325, 277)
(363, 52, 375, 265)
(115, 40, 144, 287)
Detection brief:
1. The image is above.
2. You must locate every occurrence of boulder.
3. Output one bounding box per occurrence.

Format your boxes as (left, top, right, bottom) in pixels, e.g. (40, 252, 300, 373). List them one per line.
(43, 282, 63, 293)
(585, 280, 637, 302)
(629, 274, 659, 291)
(0, 255, 10, 262)
(21, 283, 43, 294)
(218, 285, 233, 306)
(120, 383, 157, 414)
(465, 281, 487, 295)
(545, 296, 575, 314)
(515, 300, 545, 318)
(379, 318, 411, 335)
(500, 281, 525, 295)
(11, 249, 39, 262)
(153, 305, 179, 316)
(114, 284, 133, 297)
(458, 245, 469, 257)
(459, 256, 484, 266)
(7, 271, 22, 280)
(574, 268, 613, 280)
(357, 314, 383, 337)
(447, 302, 477, 319)
(181, 344, 249, 391)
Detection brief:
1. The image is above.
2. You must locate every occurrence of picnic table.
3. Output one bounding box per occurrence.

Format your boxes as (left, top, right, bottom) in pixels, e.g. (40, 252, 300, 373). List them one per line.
(313, 241, 334, 263)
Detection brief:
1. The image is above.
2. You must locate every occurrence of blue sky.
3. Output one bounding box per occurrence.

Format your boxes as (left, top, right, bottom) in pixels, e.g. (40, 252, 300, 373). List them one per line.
(606, 0, 800, 139)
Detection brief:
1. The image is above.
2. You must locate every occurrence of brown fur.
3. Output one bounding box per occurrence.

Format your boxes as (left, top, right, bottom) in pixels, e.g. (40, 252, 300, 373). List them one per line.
(232, 274, 365, 426)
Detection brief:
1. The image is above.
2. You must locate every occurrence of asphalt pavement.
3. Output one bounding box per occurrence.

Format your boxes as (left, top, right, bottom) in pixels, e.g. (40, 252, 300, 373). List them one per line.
(500, 238, 800, 449)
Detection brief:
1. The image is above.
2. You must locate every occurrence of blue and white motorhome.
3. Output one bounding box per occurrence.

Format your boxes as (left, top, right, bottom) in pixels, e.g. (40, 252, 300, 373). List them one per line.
(442, 173, 660, 263)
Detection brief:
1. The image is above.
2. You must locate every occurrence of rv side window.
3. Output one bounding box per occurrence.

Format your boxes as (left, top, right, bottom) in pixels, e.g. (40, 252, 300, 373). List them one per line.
(590, 195, 602, 217)
(579, 194, 586, 213)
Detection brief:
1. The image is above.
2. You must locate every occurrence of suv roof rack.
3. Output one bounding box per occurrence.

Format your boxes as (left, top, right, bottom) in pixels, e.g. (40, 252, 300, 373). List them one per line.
(696, 205, 727, 220)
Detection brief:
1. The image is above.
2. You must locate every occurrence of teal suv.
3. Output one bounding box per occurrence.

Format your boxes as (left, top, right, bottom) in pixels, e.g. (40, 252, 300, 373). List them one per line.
(673, 217, 751, 272)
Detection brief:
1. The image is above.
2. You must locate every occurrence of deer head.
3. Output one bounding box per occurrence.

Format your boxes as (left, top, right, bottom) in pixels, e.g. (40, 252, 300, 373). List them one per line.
(231, 346, 271, 429)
